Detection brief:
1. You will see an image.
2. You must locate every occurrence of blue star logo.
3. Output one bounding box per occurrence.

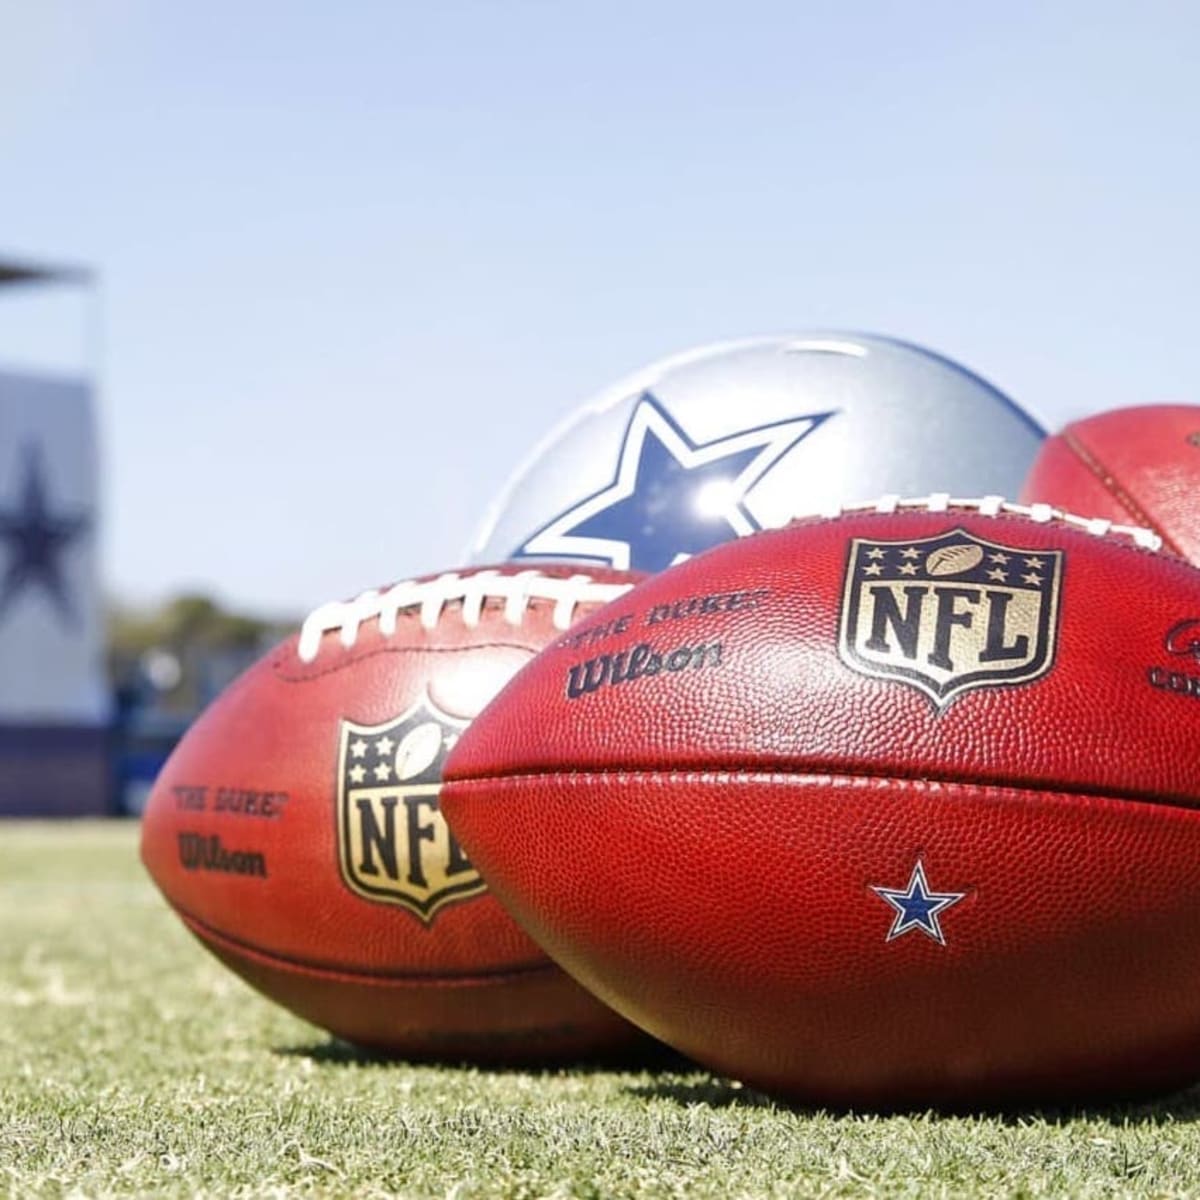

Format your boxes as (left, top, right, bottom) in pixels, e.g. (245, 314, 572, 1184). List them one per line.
(0, 441, 90, 628)
(871, 860, 966, 945)
(514, 392, 835, 572)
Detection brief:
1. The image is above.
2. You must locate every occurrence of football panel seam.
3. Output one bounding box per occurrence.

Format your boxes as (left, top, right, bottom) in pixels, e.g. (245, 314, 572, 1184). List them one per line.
(445, 767, 1200, 815)
(171, 903, 564, 987)
(1062, 429, 1179, 556)
(271, 639, 539, 684)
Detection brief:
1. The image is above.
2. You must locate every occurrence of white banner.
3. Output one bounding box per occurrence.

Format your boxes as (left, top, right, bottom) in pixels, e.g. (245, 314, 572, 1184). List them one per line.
(0, 370, 107, 723)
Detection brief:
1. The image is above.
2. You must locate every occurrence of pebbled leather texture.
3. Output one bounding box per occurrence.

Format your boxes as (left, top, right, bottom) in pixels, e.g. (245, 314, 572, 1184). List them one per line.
(1020, 404, 1200, 564)
(140, 563, 645, 1063)
(442, 508, 1200, 1104)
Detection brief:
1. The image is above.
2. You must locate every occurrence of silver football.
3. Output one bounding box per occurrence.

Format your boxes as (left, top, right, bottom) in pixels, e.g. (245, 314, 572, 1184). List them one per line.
(470, 332, 1045, 573)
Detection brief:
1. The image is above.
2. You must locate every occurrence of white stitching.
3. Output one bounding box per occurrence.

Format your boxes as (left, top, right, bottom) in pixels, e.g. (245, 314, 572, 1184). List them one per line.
(794, 494, 1163, 552)
(296, 569, 633, 663)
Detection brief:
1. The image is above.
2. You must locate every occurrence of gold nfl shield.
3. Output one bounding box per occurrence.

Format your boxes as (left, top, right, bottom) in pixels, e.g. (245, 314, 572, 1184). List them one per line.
(336, 698, 483, 922)
(838, 527, 1064, 708)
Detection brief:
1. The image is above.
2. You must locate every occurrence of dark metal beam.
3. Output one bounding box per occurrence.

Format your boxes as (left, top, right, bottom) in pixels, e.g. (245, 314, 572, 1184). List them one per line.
(0, 259, 94, 287)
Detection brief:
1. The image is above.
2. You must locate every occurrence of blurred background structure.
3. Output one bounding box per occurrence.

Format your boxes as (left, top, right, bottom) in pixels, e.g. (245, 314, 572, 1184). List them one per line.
(107, 591, 291, 815)
(0, 259, 291, 814)
(0, 260, 108, 814)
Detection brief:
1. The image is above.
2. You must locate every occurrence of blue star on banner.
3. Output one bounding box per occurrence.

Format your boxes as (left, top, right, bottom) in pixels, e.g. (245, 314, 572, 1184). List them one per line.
(0, 442, 91, 628)
(515, 392, 836, 572)
(871, 860, 966, 945)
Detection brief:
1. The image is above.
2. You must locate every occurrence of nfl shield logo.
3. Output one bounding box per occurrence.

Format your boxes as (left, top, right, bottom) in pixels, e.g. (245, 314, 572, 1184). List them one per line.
(336, 697, 483, 922)
(838, 527, 1064, 708)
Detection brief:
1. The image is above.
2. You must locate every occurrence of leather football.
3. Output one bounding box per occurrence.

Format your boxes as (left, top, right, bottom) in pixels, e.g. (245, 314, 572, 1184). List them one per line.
(1020, 404, 1200, 564)
(442, 498, 1200, 1106)
(140, 564, 644, 1062)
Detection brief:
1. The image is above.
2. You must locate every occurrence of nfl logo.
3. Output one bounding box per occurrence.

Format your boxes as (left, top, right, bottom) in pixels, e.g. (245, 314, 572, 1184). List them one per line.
(838, 527, 1064, 708)
(336, 698, 483, 922)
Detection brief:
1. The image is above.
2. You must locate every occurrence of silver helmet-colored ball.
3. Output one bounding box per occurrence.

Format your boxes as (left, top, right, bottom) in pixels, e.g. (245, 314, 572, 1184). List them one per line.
(470, 333, 1045, 574)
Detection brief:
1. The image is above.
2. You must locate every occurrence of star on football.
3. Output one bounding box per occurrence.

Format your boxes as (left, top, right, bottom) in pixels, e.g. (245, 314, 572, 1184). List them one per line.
(871, 860, 967, 945)
(515, 392, 835, 572)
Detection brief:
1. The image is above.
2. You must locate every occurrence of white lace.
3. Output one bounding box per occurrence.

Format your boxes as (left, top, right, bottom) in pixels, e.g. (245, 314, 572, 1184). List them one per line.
(296, 569, 633, 663)
(793, 493, 1164, 552)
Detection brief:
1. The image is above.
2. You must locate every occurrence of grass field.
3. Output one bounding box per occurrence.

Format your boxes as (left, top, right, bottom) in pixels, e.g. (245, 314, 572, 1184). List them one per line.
(4, 823, 1200, 1199)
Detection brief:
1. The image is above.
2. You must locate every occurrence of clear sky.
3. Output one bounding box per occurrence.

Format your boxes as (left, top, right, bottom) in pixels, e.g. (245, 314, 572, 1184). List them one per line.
(1, 1, 1198, 614)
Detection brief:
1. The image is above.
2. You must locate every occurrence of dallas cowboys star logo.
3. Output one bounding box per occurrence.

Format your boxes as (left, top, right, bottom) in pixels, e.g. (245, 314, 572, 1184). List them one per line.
(514, 392, 835, 572)
(0, 441, 90, 627)
(871, 860, 966, 945)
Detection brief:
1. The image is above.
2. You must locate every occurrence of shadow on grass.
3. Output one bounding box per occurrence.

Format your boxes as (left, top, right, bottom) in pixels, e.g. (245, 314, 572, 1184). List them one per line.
(627, 1076, 784, 1111)
(994, 1084, 1200, 1127)
(274, 1033, 692, 1076)
(626, 1075, 1200, 1124)
(275, 1040, 406, 1069)
(274, 1038, 1200, 1125)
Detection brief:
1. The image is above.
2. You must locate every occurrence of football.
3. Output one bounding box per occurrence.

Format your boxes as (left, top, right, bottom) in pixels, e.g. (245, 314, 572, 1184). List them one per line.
(470, 332, 1046, 573)
(442, 497, 1200, 1107)
(1020, 404, 1200, 564)
(140, 564, 645, 1062)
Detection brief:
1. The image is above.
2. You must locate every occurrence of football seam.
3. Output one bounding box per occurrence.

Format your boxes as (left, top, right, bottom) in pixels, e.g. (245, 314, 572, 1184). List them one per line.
(1060, 430, 1179, 557)
(272, 639, 539, 683)
(172, 902, 566, 987)
(445, 767, 1200, 814)
(790, 508, 1172, 561)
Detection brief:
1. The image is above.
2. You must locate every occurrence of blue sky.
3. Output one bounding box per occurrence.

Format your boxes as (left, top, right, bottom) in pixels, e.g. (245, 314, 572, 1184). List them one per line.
(1, 1, 1198, 613)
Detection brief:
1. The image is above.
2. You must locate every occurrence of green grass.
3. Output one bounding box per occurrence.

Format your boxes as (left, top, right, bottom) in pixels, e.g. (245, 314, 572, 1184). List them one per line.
(4, 822, 1200, 1198)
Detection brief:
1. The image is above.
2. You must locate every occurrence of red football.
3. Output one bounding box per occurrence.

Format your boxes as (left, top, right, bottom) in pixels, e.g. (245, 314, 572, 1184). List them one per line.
(1020, 404, 1200, 563)
(140, 564, 646, 1062)
(442, 497, 1200, 1106)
